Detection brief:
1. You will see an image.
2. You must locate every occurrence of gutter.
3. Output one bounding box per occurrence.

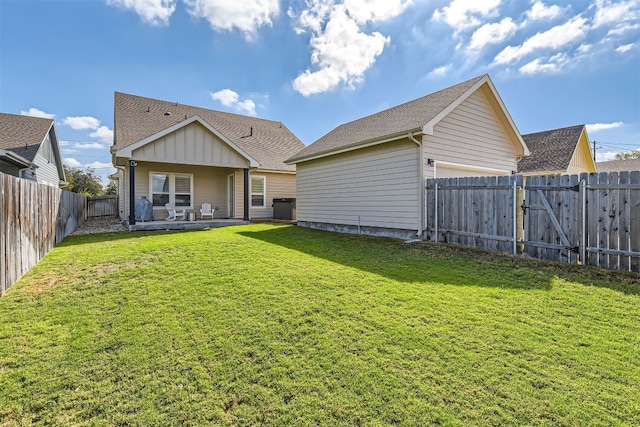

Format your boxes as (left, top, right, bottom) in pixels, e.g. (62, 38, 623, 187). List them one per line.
(407, 132, 424, 238)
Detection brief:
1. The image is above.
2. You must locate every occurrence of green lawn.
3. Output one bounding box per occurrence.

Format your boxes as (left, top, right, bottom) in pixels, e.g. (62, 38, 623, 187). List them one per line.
(1, 224, 638, 426)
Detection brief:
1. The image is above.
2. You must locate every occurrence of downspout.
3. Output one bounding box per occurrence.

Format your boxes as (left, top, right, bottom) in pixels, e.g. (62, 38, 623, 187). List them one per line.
(408, 132, 424, 237)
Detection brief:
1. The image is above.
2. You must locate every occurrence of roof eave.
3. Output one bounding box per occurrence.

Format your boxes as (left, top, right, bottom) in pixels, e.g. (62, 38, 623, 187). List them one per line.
(287, 129, 422, 164)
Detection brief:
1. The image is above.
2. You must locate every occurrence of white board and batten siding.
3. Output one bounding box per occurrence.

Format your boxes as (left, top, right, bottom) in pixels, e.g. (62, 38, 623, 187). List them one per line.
(296, 139, 420, 231)
(132, 121, 250, 168)
(424, 89, 517, 179)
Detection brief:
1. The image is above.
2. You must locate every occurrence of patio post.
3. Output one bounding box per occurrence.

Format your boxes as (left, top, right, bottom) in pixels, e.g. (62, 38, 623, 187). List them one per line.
(129, 160, 137, 226)
(243, 168, 249, 221)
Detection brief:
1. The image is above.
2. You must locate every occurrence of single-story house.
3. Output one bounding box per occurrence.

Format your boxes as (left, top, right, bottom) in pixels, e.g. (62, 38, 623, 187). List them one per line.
(111, 92, 305, 223)
(596, 158, 640, 173)
(286, 74, 529, 239)
(517, 124, 596, 176)
(0, 112, 66, 187)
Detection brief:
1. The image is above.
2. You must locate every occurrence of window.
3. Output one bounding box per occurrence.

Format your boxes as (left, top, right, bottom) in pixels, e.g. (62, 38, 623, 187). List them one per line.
(251, 176, 265, 208)
(150, 172, 193, 208)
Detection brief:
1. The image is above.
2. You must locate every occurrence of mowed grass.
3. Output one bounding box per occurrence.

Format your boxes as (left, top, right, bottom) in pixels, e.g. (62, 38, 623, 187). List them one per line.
(1, 224, 639, 426)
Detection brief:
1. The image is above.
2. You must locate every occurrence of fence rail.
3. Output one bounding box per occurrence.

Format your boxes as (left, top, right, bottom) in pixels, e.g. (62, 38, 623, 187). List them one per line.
(1, 174, 85, 294)
(426, 172, 640, 272)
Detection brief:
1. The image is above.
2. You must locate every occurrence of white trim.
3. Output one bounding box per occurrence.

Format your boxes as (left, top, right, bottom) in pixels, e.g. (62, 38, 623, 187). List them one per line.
(116, 115, 259, 167)
(250, 175, 266, 209)
(432, 160, 512, 178)
(149, 171, 194, 209)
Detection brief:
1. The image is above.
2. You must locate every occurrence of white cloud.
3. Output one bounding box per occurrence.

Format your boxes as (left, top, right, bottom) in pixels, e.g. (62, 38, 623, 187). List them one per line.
(525, 1, 565, 21)
(63, 157, 82, 168)
(87, 161, 116, 171)
(20, 108, 55, 119)
(75, 142, 106, 150)
(89, 126, 114, 144)
(432, 0, 501, 31)
(58, 140, 71, 147)
(494, 15, 588, 65)
(592, 0, 639, 28)
(519, 52, 569, 75)
(106, 0, 176, 26)
(343, 0, 413, 24)
(586, 121, 624, 133)
(427, 65, 450, 77)
(292, 0, 411, 96)
(184, 0, 279, 41)
(577, 43, 591, 54)
(211, 89, 257, 116)
(468, 17, 517, 50)
(62, 116, 101, 130)
(596, 150, 620, 162)
(615, 43, 635, 53)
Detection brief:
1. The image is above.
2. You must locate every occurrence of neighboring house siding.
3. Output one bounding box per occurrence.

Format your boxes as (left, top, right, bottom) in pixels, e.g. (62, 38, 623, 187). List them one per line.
(568, 135, 596, 174)
(424, 90, 517, 178)
(132, 122, 250, 168)
(296, 139, 419, 230)
(32, 134, 61, 186)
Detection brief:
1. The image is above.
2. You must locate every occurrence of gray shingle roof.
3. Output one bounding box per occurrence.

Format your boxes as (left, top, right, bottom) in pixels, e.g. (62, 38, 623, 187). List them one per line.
(517, 125, 585, 173)
(596, 158, 640, 173)
(0, 112, 54, 162)
(114, 92, 304, 172)
(287, 75, 486, 163)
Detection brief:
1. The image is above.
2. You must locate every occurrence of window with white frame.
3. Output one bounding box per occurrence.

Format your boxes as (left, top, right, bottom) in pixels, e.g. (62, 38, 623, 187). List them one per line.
(150, 172, 193, 208)
(251, 176, 265, 208)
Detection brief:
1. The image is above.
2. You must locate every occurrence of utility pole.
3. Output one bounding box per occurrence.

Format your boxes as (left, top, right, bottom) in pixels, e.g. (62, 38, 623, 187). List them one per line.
(592, 140, 597, 163)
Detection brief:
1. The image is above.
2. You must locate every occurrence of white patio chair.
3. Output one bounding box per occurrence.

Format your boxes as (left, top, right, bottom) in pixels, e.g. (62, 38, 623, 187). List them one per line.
(165, 203, 186, 221)
(200, 203, 216, 220)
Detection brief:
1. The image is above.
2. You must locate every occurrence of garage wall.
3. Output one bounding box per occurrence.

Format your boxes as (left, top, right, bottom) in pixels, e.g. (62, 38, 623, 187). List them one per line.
(296, 139, 420, 231)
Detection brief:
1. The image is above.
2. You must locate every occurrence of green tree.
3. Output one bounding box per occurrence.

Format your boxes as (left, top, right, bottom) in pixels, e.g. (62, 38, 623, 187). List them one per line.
(614, 149, 640, 160)
(63, 166, 105, 196)
(105, 178, 118, 195)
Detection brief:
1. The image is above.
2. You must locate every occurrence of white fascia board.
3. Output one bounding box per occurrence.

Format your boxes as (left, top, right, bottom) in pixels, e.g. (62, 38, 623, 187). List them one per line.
(115, 115, 260, 167)
(0, 148, 37, 168)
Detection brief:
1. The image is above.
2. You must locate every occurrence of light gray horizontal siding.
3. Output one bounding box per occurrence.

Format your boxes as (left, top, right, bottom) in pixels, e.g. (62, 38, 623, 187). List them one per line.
(296, 139, 419, 230)
(33, 134, 62, 187)
(424, 90, 518, 178)
(133, 122, 250, 168)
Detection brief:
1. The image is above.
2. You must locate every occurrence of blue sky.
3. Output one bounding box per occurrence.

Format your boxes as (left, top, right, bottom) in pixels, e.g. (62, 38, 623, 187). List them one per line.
(1, 0, 638, 183)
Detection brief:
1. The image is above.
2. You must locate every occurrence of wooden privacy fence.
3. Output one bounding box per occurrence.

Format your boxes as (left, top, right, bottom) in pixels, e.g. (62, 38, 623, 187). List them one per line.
(87, 195, 118, 218)
(1, 174, 86, 294)
(426, 172, 640, 272)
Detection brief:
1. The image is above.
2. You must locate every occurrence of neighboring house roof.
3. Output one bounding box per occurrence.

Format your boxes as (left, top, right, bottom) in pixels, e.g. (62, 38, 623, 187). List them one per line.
(113, 92, 305, 172)
(287, 74, 528, 163)
(518, 124, 592, 174)
(596, 158, 640, 173)
(0, 112, 54, 163)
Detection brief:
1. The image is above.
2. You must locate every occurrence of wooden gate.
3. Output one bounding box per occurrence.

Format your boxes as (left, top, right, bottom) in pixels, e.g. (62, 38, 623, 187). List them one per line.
(86, 195, 118, 218)
(522, 175, 582, 263)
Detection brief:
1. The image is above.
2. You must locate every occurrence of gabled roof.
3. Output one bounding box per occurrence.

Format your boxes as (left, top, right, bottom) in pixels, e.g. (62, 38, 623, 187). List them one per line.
(287, 74, 527, 163)
(518, 125, 587, 173)
(0, 112, 54, 162)
(596, 158, 640, 173)
(113, 92, 305, 172)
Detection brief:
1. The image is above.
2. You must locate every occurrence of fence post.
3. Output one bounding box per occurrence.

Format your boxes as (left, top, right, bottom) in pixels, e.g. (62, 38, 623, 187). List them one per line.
(434, 182, 439, 243)
(580, 179, 586, 265)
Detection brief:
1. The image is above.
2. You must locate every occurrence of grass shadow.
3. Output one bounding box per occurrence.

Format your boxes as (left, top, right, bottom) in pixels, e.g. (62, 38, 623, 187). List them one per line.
(239, 226, 640, 295)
